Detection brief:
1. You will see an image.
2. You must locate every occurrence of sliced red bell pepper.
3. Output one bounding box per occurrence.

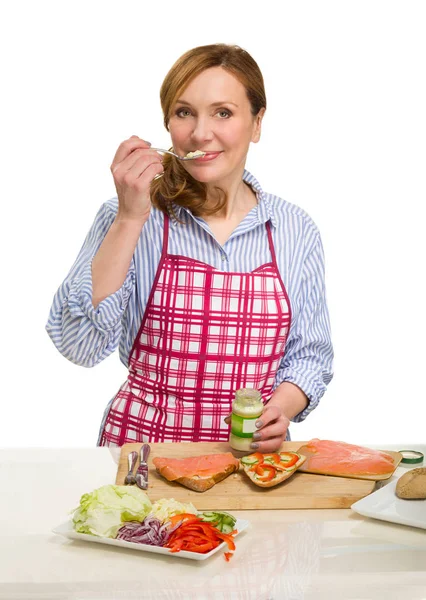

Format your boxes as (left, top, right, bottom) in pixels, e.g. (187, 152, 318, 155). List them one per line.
(263, 453, 282, 465)
(167, 513, 199, 527)
(165, 518, 238, 559)
(254, 463, 276, 481)
(248, 452, 265, 469)
(278, 452, 299, 468)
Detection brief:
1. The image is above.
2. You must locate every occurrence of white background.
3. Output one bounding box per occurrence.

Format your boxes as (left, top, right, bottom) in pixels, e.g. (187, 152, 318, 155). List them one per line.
(1, 1, 425, 447)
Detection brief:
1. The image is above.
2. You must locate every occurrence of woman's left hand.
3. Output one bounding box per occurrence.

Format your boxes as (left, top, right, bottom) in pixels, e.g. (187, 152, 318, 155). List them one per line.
(250, 405, 290, 453)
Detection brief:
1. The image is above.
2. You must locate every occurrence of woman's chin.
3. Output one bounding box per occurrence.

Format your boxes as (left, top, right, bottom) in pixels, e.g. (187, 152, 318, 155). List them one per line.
(186, 166, 227, 184)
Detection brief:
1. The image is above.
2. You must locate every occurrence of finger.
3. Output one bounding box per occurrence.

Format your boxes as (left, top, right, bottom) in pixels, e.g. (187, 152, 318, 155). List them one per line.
(113, 150, 161, 177)
(118, 148, 162, 173)
(133, 161, 164, 187)
(253, 421, 285, 443)
(251, 437, 285, 453)
(111, 136, 152, 170)
(125, 153, 163, 180)
(255, 405, 281, 429)
(224, 413, 231, 424)
(121, 160, 163, 191)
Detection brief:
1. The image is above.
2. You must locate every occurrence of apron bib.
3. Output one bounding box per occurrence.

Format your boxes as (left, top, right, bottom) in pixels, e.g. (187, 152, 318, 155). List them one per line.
(99, 215, 291, 446)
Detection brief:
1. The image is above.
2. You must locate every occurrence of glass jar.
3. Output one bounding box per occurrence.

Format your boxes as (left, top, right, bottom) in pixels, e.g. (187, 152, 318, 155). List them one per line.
(229, 388, 264, 451)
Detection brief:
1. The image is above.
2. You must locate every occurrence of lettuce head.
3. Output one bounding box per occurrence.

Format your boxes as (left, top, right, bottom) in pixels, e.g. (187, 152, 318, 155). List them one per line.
(72, 484, 152, 538)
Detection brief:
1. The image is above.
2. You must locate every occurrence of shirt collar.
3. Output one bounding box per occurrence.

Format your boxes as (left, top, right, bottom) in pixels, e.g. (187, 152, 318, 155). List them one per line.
(168, 169, 277, 228)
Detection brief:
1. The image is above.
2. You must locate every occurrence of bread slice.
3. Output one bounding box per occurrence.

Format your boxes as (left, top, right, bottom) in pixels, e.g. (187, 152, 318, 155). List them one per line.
(153, 453, 240, 493)
(396, 467, 426, 499)
(172, 466, 238, 493)
(241, 452, 306, 488)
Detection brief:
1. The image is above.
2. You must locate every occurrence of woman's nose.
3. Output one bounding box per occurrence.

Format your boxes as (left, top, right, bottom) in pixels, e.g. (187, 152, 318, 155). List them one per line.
(190, 117, 213, 142)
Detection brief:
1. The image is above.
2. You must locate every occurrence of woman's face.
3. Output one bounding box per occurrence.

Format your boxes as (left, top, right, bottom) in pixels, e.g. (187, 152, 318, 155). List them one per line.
(168, 67, 264, 184)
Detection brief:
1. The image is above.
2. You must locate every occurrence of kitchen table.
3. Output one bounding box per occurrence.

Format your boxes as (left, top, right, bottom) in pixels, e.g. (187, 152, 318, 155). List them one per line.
(1, 445, 425, 600)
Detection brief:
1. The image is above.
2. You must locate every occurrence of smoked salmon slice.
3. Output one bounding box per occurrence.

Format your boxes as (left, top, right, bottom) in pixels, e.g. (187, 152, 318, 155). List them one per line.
(153, 453, 239, 481)
(297, 439, 396, 477)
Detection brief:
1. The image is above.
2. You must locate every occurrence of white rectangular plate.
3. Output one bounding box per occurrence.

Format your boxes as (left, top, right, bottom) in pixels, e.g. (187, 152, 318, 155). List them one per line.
(351, 480, 426, 530)
(52, 517, 249, 561)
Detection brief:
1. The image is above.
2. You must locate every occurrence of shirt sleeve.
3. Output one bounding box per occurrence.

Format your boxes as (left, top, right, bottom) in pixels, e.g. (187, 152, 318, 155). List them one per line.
(45, 200, 136, 367)
(273, 231, 334, 422)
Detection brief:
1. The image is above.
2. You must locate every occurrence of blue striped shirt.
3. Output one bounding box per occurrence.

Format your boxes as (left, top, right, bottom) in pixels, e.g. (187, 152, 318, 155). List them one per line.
(46, 170, 333, 422)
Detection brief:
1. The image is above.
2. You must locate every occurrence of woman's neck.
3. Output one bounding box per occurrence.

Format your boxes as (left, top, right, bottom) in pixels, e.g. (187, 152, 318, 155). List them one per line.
(203, 172, 257, 221)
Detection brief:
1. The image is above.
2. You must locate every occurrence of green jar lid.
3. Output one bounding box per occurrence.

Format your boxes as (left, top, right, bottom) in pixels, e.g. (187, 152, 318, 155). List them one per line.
(398, 450, 424, 464)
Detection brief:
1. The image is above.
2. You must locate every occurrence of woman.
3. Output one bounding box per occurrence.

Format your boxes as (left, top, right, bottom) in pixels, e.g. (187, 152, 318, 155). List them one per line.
(46, 44, 333, 451)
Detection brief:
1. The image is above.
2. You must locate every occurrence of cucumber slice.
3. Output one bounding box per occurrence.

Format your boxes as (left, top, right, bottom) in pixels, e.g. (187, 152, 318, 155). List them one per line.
(221, 514, 236, 527)
(241, 456, 259, 465)
(199, 512, 217, 521)
(199, 511, 236, 532)
(218, 511, 236, 521)
(279, 452, 298, 462)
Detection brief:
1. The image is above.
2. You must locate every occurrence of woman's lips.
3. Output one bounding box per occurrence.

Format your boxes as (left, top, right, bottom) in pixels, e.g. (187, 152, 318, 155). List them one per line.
(193, 151, 222, 162)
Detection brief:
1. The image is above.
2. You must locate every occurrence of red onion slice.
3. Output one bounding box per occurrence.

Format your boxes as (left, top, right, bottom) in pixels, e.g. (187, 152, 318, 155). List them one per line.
(116, 517, 180, 546)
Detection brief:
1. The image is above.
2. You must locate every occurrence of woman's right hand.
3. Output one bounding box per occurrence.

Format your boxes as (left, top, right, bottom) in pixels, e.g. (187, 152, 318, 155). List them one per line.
(110, 135, 164, 223)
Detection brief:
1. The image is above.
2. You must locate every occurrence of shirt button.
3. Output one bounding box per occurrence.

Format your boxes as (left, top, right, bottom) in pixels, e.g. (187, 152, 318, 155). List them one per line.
(221, 255, 227, 261)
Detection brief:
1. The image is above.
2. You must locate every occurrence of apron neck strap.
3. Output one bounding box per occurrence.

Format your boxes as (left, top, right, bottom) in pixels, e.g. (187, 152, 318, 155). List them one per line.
(265, 221, 277, 266)
(162, 212, 170, 257)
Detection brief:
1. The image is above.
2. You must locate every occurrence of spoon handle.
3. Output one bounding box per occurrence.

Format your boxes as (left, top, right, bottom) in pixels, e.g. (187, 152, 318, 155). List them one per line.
(150, 148, 177, 158)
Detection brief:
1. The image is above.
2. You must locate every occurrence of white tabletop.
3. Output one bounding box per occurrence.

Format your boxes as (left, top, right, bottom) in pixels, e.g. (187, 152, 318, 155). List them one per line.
(1, 445, 425, 600)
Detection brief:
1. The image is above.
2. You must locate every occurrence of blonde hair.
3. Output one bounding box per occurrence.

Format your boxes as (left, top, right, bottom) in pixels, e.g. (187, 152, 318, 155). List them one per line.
(150, 44, 267, 217)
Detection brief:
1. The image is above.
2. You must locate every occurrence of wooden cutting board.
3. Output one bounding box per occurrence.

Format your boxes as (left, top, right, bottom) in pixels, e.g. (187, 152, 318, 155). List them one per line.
(115, 442, 388, 510)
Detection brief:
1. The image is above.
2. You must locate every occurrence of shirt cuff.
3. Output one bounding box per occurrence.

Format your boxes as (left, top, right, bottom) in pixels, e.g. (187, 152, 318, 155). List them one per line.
(67, 261, 135, 332)
(272, 367, 325, 423)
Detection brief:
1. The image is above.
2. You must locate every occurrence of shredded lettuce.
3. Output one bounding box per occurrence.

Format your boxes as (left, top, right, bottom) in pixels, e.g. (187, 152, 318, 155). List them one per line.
(72, 485, 152, 538)
(149, 498, 197, 523)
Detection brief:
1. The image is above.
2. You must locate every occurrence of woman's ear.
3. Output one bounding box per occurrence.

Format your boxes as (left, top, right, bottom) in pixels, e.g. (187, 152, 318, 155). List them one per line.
(251, 108, 266, 143)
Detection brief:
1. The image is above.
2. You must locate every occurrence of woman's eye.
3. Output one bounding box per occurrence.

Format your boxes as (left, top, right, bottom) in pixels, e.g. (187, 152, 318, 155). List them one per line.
(217, 110, 231, 118)
(176, 108, 191, 117)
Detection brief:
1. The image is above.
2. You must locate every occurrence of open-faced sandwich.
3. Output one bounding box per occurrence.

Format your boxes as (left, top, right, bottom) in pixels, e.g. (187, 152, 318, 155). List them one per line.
(240, 451, 306, 488)
(153, 453, 240, 492)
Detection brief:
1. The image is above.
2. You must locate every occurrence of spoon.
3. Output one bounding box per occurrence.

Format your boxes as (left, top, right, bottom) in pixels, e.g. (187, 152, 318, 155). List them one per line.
(150, 148, 206, 161)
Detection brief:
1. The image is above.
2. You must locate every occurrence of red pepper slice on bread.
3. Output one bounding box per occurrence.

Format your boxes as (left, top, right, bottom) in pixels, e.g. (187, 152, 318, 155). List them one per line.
(254, 464, 276, 481)
(240, 451, 306, 488)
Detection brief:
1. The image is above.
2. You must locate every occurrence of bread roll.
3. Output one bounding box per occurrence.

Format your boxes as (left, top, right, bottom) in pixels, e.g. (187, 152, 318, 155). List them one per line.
(241, 453, 306, 488)
(395, 467, 426, 499)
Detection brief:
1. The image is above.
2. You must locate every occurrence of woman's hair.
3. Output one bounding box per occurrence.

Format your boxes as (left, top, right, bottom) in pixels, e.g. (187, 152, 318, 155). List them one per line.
(150, 44, 266, 217)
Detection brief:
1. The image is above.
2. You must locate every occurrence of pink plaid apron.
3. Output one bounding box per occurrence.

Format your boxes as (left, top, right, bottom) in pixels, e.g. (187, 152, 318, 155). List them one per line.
(99, 214, 291, 446)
